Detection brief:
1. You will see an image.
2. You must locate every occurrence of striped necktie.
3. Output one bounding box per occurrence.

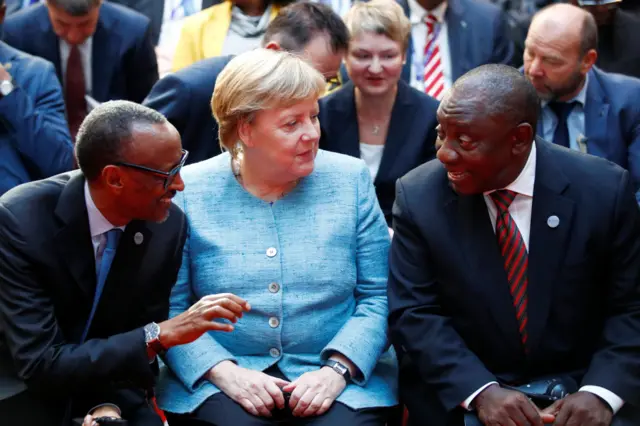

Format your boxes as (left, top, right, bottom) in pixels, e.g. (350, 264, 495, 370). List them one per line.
(490, 190, 529, 348)
(423, 13, 445, 100)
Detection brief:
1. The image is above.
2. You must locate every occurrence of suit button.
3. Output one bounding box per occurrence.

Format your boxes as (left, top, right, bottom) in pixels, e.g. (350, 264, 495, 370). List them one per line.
(269, 317, 280, 328)
(266, 247, 277, 257)
(269, 282, 280, 293)
(270, 348, 280, 357)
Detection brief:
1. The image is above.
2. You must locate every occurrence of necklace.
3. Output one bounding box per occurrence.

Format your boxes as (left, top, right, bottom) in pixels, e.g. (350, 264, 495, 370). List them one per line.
(372, 125, 380, 136)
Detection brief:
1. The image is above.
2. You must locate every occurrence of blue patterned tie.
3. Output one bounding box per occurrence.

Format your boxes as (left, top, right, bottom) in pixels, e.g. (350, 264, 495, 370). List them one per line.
(549, 101, 577, 148)
(81, 229, 122, 342)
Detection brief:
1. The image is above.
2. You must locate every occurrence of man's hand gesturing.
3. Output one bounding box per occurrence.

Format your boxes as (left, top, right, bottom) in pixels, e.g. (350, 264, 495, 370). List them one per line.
(159, 293, 250, 348)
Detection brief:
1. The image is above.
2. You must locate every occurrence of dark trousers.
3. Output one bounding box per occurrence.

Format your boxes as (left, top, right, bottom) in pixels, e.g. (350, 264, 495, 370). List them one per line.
(166, 366, 391, 426)
(0, 389, 163, 426)
(0, 390, 61, 426)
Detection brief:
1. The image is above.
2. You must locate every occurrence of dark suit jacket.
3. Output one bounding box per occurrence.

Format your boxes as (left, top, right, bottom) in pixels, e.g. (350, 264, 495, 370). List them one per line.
(0, 172, 187, 424)
(3, 3, 159, 103)
(108, 0, 221, 45)
(398, 0, 514, 83)
(595, 9, 640, 80)
(143, 55, 233, 164)
(387, 140, 640, 425)
(319, 80, 439, 226)
(536, 67, 640, 200)
(0, 41, 73, 196)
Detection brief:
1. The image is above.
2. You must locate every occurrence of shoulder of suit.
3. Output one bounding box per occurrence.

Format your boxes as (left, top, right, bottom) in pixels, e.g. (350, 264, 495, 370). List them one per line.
(456, 0, 503, 20)
(313, 149, 369, 177)
(4, 3, 45, 32)
(174, 55, 233, 83)
(0, 172, 76, 216)
(179, 152, 232, 184)
(398, 159, 447, 194)
(0, 42, 54, 73)
(101, 2, 152, 28)
(592, 67, 640, 93)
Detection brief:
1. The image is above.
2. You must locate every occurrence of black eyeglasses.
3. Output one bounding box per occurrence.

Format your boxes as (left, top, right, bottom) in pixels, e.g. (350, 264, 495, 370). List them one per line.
(116, 149, 189, 189)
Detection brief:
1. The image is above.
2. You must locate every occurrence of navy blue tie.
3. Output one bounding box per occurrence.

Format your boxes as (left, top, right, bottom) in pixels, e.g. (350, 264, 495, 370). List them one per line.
(81, 229, 122, 342)
(548, 101, 577, 148)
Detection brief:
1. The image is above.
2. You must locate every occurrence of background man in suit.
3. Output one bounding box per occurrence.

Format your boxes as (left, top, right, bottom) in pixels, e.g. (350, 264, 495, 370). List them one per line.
(387, 64, 640, 426)
(3, 0, 159, 138)
(108, 0, 221, 76)
(143, 2, 348, 165)
(524, 3, 640, 202)
(0, 101, 250, 426)
(573, 0, 640, 79)
(394, 0, 514, 100)
(0, 0, 74, 196)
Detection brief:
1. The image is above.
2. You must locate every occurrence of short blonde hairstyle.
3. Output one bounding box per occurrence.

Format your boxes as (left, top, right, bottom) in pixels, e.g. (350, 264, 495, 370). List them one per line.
(212, 48, 326, 157)
(344, 0, 411, 52)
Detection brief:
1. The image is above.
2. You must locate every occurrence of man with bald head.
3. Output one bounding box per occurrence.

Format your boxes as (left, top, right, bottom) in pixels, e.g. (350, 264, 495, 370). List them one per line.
(388, 64, 640, 426)
(524, 3, 640, 202)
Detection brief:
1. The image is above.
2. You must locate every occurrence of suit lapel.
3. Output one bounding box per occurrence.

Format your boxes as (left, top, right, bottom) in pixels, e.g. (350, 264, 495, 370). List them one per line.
(36, 7, 62, 79)
(525, 140, 575, 354)
(453, 192, 524, 354)
(445, 0, 468, 81)
(328, 83, 360, 158)
(91, 13, 119, 101)
(376, 82, 416, 184)
(584, 69, 610, 159)
(53, 173, 96, 302)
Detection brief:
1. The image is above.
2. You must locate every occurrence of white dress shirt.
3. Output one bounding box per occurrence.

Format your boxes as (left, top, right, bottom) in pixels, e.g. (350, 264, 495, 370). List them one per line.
(60, 37, 93, 95)
(407, 0, 452, 92)
(84, 182, 125, 264)
(359, 143, 384, 180)
(461, 142, 624, 414)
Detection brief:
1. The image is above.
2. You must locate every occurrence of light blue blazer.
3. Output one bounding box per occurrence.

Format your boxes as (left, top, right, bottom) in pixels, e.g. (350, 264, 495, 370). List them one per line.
(156, 150, 398, 414)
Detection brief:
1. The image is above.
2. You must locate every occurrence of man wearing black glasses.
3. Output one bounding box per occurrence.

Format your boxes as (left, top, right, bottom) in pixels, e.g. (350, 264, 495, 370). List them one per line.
(0, 100, 250, 426)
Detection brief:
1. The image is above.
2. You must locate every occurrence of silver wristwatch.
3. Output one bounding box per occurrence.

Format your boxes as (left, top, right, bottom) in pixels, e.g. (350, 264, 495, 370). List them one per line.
(0, 80, 14, 97)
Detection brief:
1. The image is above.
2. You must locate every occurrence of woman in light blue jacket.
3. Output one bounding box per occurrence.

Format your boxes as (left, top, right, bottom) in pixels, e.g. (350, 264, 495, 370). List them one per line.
(157, 48, 398, 426)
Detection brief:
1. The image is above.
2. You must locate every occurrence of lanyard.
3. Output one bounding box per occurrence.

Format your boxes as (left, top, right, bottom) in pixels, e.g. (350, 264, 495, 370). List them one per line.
(413, 22, 442, 83)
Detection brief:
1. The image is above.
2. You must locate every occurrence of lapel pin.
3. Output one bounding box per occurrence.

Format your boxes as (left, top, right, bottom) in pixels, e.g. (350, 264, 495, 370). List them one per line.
(134, 232, 144, 245)
(547, 215, 560, 228)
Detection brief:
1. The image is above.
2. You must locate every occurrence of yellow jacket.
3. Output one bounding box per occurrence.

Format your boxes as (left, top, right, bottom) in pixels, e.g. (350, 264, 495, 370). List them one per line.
(172, 1, 280, 72)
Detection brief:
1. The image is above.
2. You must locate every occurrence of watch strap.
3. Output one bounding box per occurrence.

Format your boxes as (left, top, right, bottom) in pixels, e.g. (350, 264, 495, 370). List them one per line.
(322, 359, 351, 382)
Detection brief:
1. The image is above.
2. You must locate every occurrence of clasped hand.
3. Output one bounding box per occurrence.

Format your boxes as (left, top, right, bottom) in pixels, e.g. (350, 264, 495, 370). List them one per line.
(475, 384, 613, 426)
(209, 362, 346, 418)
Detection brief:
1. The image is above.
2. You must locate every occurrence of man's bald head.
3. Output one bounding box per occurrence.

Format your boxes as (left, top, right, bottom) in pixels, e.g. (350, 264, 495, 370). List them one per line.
(524, 3, 598, 102)
(446, 64, 539, 132)
(531, 4, 598, 56)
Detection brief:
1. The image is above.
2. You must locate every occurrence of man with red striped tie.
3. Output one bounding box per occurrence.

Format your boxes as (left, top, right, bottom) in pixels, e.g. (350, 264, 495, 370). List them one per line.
(388, 64, 640, 426)
(398, 0, 514, 101)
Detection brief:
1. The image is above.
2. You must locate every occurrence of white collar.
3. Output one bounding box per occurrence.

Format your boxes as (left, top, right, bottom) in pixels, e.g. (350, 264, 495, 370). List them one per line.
(408, 0, 448, 25)
(84, 181, 126, 238)
(485, 141, 537, 198)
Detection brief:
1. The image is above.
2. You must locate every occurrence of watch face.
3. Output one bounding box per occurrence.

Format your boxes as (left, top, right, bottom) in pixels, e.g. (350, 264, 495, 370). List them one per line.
(0, 81, 12, 96)
(334, 363, 348, 375)
(144, 323, 160, 342)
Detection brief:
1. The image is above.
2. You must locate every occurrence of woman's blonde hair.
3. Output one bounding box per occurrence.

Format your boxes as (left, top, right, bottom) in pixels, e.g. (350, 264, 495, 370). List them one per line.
(212, 48, 326, 157)
(344, 0, 411, 52)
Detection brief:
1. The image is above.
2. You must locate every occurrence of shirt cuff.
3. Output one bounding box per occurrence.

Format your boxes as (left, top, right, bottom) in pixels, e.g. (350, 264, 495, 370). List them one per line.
(461, 382, 498, 410)
(580, 385, 624, 414)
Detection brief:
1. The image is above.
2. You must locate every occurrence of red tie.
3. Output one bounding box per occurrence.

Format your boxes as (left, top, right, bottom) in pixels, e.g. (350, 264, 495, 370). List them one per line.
(423, 13, 445, 100)
(65, 45, 87, 139)
(490, 190, 529, 347)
